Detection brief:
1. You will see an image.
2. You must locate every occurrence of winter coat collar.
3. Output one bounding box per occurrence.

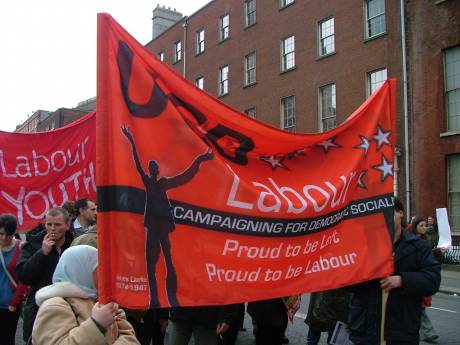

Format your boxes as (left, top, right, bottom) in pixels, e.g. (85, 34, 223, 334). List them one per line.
(394, 232, 422, 263)
(35, 281, 92, 306)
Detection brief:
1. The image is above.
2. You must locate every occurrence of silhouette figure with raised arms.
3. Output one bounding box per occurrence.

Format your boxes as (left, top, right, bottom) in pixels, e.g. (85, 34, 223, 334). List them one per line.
(121, 125, 214, 307)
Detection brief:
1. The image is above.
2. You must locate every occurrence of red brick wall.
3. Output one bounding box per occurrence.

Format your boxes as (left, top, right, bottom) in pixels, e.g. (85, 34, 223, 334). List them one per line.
(146, 0, 402, 131)
(406, 0, 460, 221)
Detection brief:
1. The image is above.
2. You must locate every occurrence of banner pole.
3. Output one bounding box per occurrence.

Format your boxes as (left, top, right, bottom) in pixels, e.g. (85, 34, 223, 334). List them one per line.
(380, 289, 388, 345)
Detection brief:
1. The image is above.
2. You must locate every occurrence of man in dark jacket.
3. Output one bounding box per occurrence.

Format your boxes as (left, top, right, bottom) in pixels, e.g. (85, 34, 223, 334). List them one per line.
(15, 207, 74, 343)
(348, 198, 441, 345)
(381, 198, 441, 345)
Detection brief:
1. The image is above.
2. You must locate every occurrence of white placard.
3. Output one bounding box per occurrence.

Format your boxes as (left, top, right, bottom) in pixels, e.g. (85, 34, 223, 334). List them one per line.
(436, 208, 452, 248)
(330, 321, 353, 345)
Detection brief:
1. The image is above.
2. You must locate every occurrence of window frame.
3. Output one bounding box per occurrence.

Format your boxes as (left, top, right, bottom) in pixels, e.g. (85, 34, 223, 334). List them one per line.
(364, 0, 386, 39)
(367, 67, 388, 97)
(158, 51, 164, 62)
(318, 17, 335, 58)
(444, 45, 460, 132)
(219, 14, 230, 41)
(245, 0, 257, 28)
(195, 76, 204, 90)
(319, 83, 337, 132)
(218, 65, 229, 96)
(279, 0, 295, 9)
(196, 28, 205, 55)
(280, 35, 296, 72)
(245, 107, 257, 119)
(447, 154, 460, 231)
(173, 40, 182, 63)
(244, 51, 257, 86)
(280, 95, 296, 132)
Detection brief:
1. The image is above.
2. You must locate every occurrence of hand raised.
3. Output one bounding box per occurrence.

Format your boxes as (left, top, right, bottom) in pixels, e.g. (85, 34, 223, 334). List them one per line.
(42, 234, 55, 256)
(121, 125, 133, 141)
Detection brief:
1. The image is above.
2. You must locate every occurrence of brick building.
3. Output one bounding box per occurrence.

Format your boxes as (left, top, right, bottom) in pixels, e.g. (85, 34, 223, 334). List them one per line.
(145, 0, 460, 233)
(14, 98, 95, 133)
(37, 108, 88, 131)
(14, 110, 51, 133)
(405, 1, 460, 231)
(12, 1, 460, 232)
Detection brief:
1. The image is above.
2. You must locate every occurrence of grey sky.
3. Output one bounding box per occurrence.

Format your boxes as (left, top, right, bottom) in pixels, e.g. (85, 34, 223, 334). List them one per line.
(0, 0, 210, 131)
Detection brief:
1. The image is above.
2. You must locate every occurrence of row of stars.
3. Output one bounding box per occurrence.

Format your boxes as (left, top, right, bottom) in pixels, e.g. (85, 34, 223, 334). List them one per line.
(259, 124, 392, 170)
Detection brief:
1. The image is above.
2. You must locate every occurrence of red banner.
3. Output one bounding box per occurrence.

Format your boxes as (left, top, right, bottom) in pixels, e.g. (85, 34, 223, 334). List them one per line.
(0, 112, 96, 230)
(97, 13, 396, 308)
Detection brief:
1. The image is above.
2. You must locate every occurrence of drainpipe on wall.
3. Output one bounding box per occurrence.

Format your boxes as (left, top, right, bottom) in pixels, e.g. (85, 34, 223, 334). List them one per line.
(182, 16, 189, 78)
(394, 148, 401, 197)
(400, 0, 411, 221)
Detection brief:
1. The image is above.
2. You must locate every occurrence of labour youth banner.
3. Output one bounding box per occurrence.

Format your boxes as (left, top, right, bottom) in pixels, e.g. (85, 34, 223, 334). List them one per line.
(0, 112, 96, 230)
(97, 13, 396, 308)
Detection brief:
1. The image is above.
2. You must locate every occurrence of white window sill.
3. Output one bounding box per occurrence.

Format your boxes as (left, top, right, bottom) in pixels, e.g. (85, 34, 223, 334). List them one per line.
(440, 130, 460, 138)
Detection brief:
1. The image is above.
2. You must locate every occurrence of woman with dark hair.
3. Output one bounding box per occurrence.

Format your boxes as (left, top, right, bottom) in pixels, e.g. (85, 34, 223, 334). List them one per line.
(0, 214, 29, 345)
(411, 217, 447, 260)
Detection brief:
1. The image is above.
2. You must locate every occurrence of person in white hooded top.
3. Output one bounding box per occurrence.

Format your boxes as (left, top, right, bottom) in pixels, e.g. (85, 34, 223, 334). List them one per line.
(32, 245, 139, 345)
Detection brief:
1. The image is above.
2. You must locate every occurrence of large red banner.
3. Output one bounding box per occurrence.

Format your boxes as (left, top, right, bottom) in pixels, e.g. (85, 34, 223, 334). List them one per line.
(0, 113, 96, 230)
(97, 13, 396, 308)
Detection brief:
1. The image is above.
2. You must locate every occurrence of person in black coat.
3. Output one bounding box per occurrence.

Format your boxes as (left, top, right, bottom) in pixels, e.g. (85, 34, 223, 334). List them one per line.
(14, 207, 74, 343)
(348, 198, 441, 345)
(381, 200, 441, 345)
(247, 298, 288, 345)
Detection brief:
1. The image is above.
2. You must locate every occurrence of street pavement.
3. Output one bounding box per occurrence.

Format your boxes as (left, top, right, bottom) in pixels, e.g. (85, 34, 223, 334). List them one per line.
(15, 266, 460, 344)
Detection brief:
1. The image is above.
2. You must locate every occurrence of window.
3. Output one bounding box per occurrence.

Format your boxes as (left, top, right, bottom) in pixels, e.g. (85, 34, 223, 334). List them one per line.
(219, 65, 229, 96)
(244, 52, 256, 86)
(367, 68, 387, 96)
(281, 35, 295, 72)
(245, 0, 256, 27)
(281, 96, 296, 131)
(448, 154, 460, 231)
(365, 0, 386, 38)
(195, 76, 204, 90)
(196, 29, 205, 54)
(319, 84, 337, 131)
(280, 0, 295, 8)
(158, 51, 164, 62)
(445, 46, 460, 131)
(219, 14, 230, 41)
(318, 17, 335, 57)
(173, 41, 182, 63)
(245, 107, 257, 118)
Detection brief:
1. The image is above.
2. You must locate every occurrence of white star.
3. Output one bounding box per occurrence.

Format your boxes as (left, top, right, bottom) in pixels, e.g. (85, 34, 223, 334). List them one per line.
(357, 170, 367, 189)
(259, 155, 288, 170)
(373, 125, 391, 150)
(372, 155, 394, 182)
(355, 136, 371, 155)
(316, 137, 341, 153)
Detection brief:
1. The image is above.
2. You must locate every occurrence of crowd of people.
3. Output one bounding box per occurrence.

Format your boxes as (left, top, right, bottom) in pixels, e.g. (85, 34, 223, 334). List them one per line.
(0, 197, 444, 345)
